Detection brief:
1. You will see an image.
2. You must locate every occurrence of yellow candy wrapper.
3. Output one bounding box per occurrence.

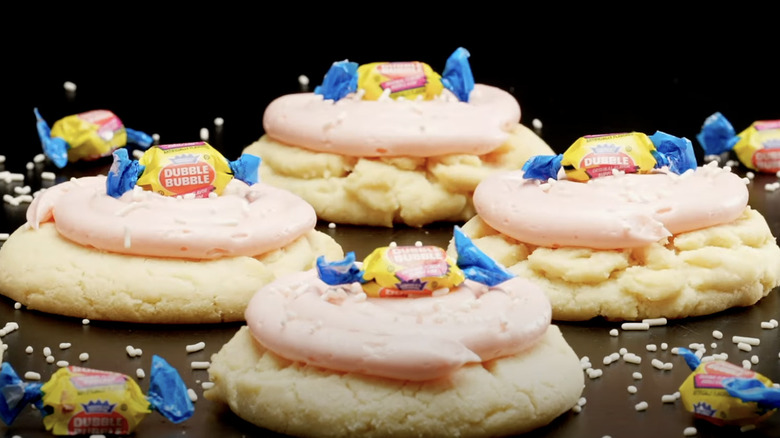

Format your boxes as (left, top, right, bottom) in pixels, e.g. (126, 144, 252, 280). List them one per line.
(361, 246, 465, 297)
(357, 61, 444, 101)
(562, 132, 660, 181)
(677, 348, 778, 427)
(34, 108, 153, 168)
(0, 356, 194, 436)
(733, 120, 780, 173)
(107, 143, 260, 198)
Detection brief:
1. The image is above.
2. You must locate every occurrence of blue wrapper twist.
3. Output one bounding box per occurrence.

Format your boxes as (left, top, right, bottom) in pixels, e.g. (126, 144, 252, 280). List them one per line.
(0, 362, 45, 425)
(34, 107, 69, 168)
(441, 47, 475, 102)
(147, 355, 195, 423)
(314, 60, 359, 101)
(697, 112, 740, 156)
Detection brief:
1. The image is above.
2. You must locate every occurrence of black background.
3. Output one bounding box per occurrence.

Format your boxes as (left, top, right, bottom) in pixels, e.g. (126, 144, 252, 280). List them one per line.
(7, 8, 779, 168)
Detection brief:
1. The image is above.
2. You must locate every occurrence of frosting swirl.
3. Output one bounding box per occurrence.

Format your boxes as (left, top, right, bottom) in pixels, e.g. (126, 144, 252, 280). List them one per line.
(473, 163, 749, 249)
(244, 270, 551, 381)
(26, 176, 317, 260)
(262, 84, 521, 157)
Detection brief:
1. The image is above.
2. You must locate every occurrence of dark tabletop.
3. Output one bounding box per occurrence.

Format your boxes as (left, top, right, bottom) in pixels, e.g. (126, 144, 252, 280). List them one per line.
(2, 15, 779, 438)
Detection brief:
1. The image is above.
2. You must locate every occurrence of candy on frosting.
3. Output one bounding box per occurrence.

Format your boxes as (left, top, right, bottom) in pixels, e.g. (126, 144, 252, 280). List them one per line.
(244, 270, 551, 381)
(26, 175, 317, 260)
(474, 162, 749, 249)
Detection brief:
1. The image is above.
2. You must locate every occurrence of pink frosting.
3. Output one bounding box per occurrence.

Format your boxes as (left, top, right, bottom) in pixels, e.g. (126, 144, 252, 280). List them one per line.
(473, 164, 750, 249)
(262, 84, 521, 156)
(26, 175, 317, 259)
(244, 270, 551, 381)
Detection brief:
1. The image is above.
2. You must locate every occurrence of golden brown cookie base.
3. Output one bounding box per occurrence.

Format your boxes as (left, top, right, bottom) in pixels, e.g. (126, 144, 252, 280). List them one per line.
(453, 208, 780, 321)
(0, 223, 343, 324)
(205, 324, 583, 437)
(243, 124, 553, 227)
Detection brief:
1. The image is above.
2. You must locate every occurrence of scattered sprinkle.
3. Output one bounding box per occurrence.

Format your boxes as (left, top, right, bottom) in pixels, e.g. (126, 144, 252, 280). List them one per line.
(82, 318, 90, 325)
(622, 322, 650, 331)
(214, 117, 224, 127)
(627, 385, 637, 394)
(63, 81, 77, 91)
(298, 75, 310, 87)
(200, 127, 209, 141)
(740, 424, 756, 432)
(737, 342, 752, 352)
(532, 118, 542, 130)
(712, 330, 723, 339)
(25, 346, 33, 354)
(24, 371, 42, 380)
(201, 381, 215, 390)
(191, 361, 210, 370)
(646, 344, 657, 352)
(609, 328, 619, 337)
(632, 372, 643, 380)
(732, 335, 760, 346)
(683, 426, 697, 436)
(328, 222, 336, 229)
(79, 352, 89, 362)
(634, 401, 648, 411)
(186, 342, 206, 353)
(136, 368, 146, 379)
(41, 171, 56, 180)
(56, 360, 69, 367)
(642, 317, 667, 326)
(188, 388, 198, 402)
(13, 302, 21, 309)
(662, 394, 677, 403)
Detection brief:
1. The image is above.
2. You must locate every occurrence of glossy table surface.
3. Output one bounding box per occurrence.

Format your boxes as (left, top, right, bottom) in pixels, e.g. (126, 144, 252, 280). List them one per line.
(3, 31, 780, 437)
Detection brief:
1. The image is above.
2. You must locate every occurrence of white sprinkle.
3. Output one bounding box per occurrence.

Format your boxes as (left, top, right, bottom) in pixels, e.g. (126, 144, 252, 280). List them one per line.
(63, 81, 77, 91)
(26, 162, 34, 170)
(186, 341, 206, 353)
(134, 348, 142, 357)
(200, 127, 209, 141)
(13, 185, 31, 195)
(622, 322, 650, 331)
(603, 355, 614, 365)
(646, 344, 658, 352)
(609, 328, 619, 337)
(577, 397, 587, 406)
(771, 319, 779, 328)
(25, 346, 33, 354)
(689, 342, 705, 350)
(13, 302, 21, 309)
(126, 345, 137, 357)
(46, 356, 55, 364)
(732, 335, 760, 346)
(742, 360, 752, 369)
(152, 133, 160, 142)
(581, 361, 592, 370)
(41, 171, 56, 180)
(531, 118, 542, 130)
(571, 404, 582, 413)
(765, 182, 780, 191)
(0, 155, 4, 163)
(624, 353, 642, 364)
(24, 371, 42, 380)
(56, 360, 69, 367)
(82, 318, 90, 325)
(214, 117, 224, 127)
(587, 368, 603, 379)
(737, 342, 752, 352)
(79, 353, 89, 361)
(132, 149, 145, 159)
(201, 381, 215, 390)
(619, 347, 628, 356)
(191, 361, 210, 370)
(712, 330, 723, 339)
(43, 346, 52, 357)
(661, 394, 677, 403)
(59, 342, 71, 350)
(627, 385, 637, 394)
(188, 388, 198, 402)
(634, 401, 648, 411)
(750, 355, 759, 364)
(298, 74, 310, 86)
(33, 153, 46, 163)
(762, 321, 776, 329)
(652, 359, 665, 370)
(740, 424, 757, 432)
(136, 368, 146, 379)
(683, 426, 697, 436)
(328, 222, 336, 229)
(633, 372, 643, 380)
(414, 241, 423, 247)
(642, 317, 667, 326)
(663, 362, 674, 370)
(711, 342, 718, 349)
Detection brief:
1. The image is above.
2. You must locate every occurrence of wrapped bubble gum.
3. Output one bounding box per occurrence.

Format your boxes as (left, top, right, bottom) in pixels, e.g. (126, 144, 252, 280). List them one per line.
(677, 347, 779, 427)
(34, 108, 154, 168)
(522, 131, 698, 182)
(0, 355, 194, 435)
(316, 226, 514, 297)
(107, 141, 260, 198)
(313, 46, 475, 102)
(697, 112, 780, 173)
